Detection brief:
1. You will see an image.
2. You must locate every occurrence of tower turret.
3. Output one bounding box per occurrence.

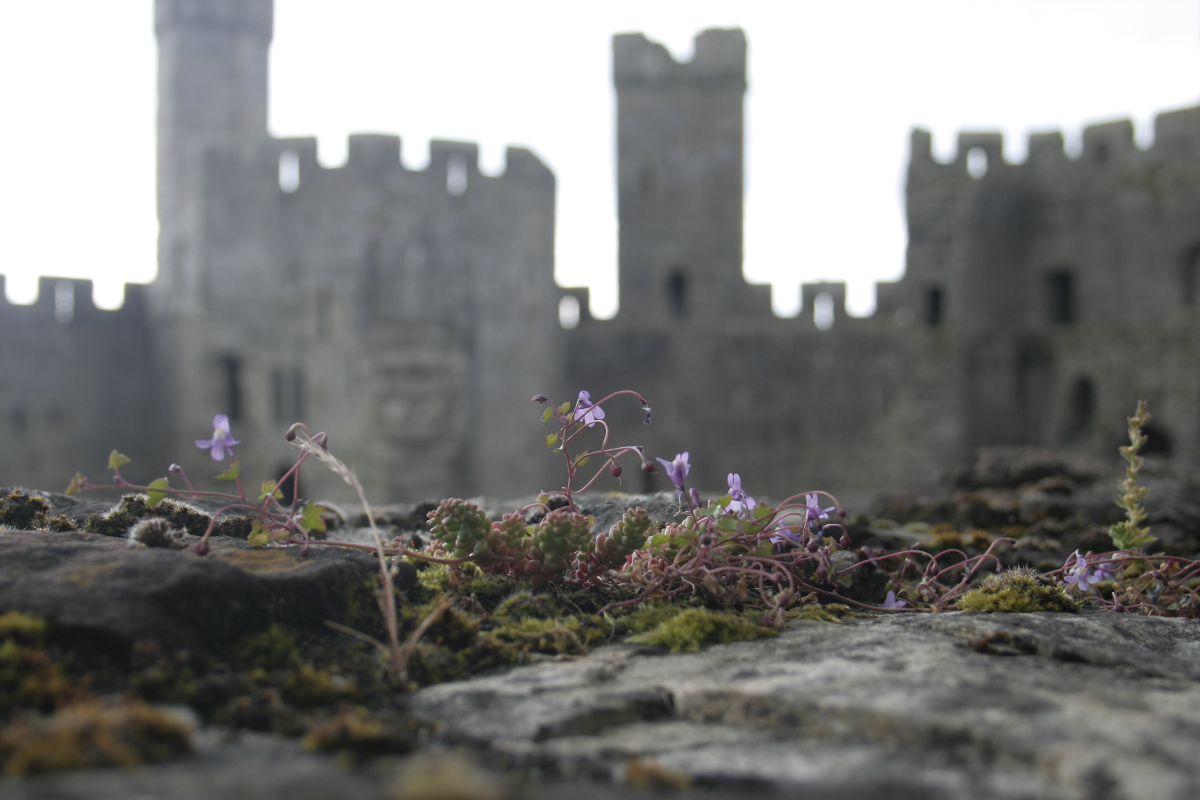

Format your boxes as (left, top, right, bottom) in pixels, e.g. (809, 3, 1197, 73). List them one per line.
(613, 29, 767, 320)
(155, 0, 273, 299)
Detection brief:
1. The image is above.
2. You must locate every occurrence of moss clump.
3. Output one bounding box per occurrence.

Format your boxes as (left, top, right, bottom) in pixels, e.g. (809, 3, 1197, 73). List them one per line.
(956, 567, 1080, 613)
(491, 591, 563, 622)
(0, 616, 74, 713)
(234, 625, 299, 670)
(278, 665, 358, 708)
(83, 495, 252, 539)
(786, 603, 854, 623)
(627, 608, 776, 653)
(0, 490, 77, 532)
(301, 706, 413, 755)
(0, 699, 192, 777)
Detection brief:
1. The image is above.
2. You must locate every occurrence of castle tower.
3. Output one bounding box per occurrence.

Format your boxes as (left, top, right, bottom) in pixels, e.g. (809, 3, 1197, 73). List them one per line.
(613, 29, 767, 320)
(155, 0, 273, 304)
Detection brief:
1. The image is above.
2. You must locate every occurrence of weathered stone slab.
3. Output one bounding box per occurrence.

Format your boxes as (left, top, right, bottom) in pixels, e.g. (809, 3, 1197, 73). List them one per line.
(0, 529, 378, 652)
(409, 611, 1200, 799)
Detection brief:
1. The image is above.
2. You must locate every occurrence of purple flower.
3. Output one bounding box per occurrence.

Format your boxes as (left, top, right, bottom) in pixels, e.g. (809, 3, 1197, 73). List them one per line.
(573, 391, 606, 427)
(804, 493, 836, 529)
(656, 452, 690, 495)
(1063, 550, 1107, 594)
(881, 590, 907, 610)
(195, 414, 241, 461)
(769, 525, 801, 546)
(726, 473, 757, 516)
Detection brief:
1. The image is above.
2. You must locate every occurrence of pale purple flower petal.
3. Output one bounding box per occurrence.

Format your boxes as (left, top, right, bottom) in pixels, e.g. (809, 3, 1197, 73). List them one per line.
(882, 590, 907, 610)
(656, 452, 690, 494)
(726, 472, 757, 516)
(573, 391, 606, 427)
(195, 414, 241, 461)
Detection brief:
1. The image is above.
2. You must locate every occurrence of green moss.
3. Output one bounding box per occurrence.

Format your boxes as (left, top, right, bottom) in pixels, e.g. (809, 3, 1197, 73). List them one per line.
(129, 640, 196, 704)
(627, 608, 777, 653)
(301, 706, 412, 755)
(279, 664, 358, 708)
(956, 567, 1080, 613)
(234, 625, 299, 670)
(82, 495, 251, 539)
(0, 637, 73, 713)
(0, 611, 47, 643)
(785, 603, 854, 623)
(491, 591, 563, 622)
(613, 603, 686, 635)
(0, 490, 76, 532)
(0, 699, 192, 777)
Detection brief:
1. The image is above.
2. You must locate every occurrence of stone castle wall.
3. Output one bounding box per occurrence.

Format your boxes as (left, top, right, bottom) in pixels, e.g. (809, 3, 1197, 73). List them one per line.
(2, 0, 1198, 507)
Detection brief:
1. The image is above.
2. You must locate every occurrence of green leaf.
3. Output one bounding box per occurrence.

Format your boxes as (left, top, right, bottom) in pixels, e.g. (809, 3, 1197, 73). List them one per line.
(108, 450, 131, 471)
(575, 455, 590, 468)
(259, 480, 284, 502)
(247, 521, 269, 547)
(298, 503, 327, 535)
(754, 542, 774, 558)
(753, 505, 775, 521)
(545, 433, 558, 448)
(541, 407, 554, 425)
(650, 534, 671, 546)
(65, 472, 88, 496)
(146, 477, 170, 508)
(268, 528, 290, 542)
(717, 494, 732, 508)
(559, 402, 572, 415)
(215, 458, 241, 482)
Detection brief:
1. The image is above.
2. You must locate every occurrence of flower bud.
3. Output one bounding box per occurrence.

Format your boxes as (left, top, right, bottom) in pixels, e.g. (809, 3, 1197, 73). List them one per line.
(194, 540, 210, 556)
(642, 405, 653, 425)
(689, 488, 701, 508)
(168, 463, 183, 474)
(532, 394, 549, 404)
(837, 507, 847, 518)
(641, 461, 656, 474)
(610, 462, 622, 478)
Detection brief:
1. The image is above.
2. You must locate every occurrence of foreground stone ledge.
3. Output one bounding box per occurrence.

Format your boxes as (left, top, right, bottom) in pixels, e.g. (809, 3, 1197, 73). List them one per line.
(408, 610, 1200, 799)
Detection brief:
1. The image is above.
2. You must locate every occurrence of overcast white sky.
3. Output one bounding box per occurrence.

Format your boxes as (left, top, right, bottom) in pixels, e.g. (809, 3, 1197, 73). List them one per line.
(1, 1, 1198, 316)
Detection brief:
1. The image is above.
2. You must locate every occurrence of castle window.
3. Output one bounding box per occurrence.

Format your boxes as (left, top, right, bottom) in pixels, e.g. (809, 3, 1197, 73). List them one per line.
(9, 406, 28, 438)
(1181, 245, 1200, 308)
(967, 147, 988, 179)
(813, 293, 835, 331)
(275, 463, 298, 506)
(638, 162, 656, 200)
(666, 268, 688, 317)
(221, 355, 243, 422)
(279, 149, 300, 193)
(446, 156, 468, 197)
(1064, 376, 1094, 441)
(926, 286, 943, 326)
(271, 368, 305, 423)
(1047, 270, 1075, 324)
(54, 280, 74, 323)
(558, 295, 580, 330)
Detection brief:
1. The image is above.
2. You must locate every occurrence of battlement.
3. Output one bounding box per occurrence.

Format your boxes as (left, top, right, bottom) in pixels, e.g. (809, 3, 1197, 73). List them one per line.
(155, 0, 273, 40)
(912, 105, 1200, 174)
(268, 135, 551, 195)
(0, 277, 148, 324)
(613, 29, 746, 90)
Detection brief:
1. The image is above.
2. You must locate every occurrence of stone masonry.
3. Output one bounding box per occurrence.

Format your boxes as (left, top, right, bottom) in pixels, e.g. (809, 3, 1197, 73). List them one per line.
(2, 0, 1199, 507)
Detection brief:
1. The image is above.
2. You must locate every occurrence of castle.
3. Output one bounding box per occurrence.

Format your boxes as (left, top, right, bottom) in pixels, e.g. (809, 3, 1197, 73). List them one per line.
(3, 0, 1199, 507)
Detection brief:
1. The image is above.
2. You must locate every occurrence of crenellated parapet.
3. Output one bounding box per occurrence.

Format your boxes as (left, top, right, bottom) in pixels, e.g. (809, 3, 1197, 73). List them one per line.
(0, 277, 149, 327)
(155, 0, 272, 39)
(613, 29, 746, 90)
